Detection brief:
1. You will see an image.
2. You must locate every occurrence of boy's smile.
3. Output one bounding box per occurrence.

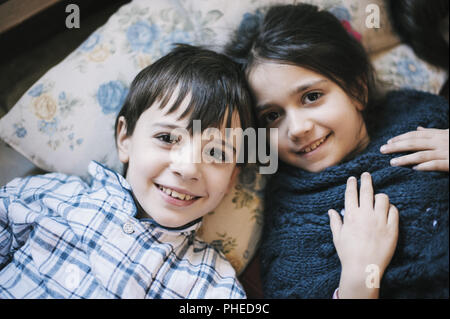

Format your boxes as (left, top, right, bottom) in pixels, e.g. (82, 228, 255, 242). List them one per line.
(154, 182, 203, 206)
(116, 93, 241, 228)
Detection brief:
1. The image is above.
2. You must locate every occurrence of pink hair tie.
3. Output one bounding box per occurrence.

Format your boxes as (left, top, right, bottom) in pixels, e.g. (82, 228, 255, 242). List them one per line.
(341, 20, 362, 42)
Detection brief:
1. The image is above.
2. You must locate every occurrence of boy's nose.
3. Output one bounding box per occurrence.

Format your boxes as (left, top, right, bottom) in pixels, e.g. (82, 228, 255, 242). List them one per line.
(287, 108, 314, 141)
(169, 143, 201, 181)
(171, 163, 200, 181)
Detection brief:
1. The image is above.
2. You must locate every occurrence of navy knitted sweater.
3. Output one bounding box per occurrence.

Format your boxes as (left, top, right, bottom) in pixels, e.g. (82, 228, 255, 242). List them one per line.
(261, 90, 449, 299)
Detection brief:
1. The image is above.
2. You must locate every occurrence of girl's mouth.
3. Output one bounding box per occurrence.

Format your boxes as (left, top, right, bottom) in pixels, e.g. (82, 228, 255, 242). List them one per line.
(295, 133, 331, 157)
(155, 183, 201, 207)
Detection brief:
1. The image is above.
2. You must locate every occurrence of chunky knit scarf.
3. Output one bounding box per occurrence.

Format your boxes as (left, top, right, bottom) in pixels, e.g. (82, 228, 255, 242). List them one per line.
(261, 90, 449, 298)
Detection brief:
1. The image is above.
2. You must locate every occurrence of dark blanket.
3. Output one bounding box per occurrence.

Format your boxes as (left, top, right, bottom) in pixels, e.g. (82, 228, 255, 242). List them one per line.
(261, 90, 449, 298)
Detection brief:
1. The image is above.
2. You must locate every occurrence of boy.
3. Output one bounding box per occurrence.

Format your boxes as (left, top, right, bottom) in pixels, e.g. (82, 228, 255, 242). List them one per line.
(0, 45, 254, 298)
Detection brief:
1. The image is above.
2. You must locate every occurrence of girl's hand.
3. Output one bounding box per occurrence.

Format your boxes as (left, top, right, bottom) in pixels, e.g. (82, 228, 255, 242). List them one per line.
(380, 127, 449, 172)
(328, 172, 399, 299)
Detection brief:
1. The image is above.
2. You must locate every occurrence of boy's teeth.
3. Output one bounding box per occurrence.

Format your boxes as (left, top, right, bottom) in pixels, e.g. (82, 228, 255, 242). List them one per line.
(159, 185, 194, 201)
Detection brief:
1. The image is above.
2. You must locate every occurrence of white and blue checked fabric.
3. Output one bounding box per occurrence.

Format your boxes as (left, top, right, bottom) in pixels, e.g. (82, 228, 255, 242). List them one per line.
(0, 161, 245, 299)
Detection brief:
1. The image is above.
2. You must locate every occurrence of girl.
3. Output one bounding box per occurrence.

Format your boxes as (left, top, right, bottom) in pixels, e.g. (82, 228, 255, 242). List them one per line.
(226, 4, 449, 298)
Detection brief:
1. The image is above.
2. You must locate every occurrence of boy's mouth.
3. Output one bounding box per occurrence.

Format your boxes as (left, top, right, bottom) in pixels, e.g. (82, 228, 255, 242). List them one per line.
(154, 183, 202, 206)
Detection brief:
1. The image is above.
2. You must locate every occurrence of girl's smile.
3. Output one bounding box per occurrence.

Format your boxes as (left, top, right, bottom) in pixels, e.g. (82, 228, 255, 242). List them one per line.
(248, 62, 369, 172)
(293, 133, 331, 156)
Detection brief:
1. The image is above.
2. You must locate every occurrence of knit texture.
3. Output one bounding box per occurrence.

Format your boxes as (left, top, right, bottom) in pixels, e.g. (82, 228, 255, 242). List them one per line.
(261, 90, 449, 298)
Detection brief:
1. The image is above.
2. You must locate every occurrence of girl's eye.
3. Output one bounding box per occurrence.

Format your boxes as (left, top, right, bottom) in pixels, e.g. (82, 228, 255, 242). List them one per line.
(156, 133, 179, 144)
(261, 111, 281, 125)
(303, 92, 323, 104)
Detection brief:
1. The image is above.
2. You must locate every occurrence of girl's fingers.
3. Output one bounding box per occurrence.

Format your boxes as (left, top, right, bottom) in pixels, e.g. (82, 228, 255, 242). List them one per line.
(387, 204, 399, 229)
(374, 193, 389, 221)
(328, 209, 342, 241)
(345, 176, 358, 211)
(381, 138, 434, 154)
(386, 129, 433, 144)
(390, 150, 440, 167)
(413, 160, 449, 172)
(359, 172, 373, 209)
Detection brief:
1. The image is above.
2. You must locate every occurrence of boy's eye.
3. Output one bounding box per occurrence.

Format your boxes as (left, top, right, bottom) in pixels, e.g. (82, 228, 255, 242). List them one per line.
(156, 133, 179, 144)
(303, 92, 323, 104)
(206, 147, 227, 162)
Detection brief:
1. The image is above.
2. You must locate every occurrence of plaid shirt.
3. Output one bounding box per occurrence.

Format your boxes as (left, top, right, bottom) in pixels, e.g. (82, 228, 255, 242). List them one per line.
(0, 161, 245, 299)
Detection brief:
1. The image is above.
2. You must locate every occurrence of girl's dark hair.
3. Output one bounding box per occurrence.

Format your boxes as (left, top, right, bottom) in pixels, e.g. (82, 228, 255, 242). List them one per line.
(387, 0, 449, 70)
(115, 44, 256, 173)
(225, 4, 381, 115)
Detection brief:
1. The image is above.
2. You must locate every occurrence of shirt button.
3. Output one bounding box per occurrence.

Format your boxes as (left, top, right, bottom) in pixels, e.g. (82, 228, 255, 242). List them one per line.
(123, 222, 135, 234)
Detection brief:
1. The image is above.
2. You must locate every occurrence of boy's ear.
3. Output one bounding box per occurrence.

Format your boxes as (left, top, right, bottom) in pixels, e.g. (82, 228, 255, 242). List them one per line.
(225, 167, 241, 195)
(116, 116, 131, 164)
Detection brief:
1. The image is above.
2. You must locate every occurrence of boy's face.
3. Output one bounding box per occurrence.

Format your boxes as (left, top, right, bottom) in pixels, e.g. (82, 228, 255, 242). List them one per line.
(116, 95, 241, 228)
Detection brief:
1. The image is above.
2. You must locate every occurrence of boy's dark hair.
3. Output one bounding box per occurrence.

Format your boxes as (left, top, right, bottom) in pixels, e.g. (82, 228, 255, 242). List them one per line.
(115, 44, 256, 174)
(225, 4, 382, 120)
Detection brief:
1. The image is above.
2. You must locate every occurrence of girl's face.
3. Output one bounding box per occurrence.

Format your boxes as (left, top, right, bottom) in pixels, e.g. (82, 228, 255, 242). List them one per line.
(248, 62, 369, 172)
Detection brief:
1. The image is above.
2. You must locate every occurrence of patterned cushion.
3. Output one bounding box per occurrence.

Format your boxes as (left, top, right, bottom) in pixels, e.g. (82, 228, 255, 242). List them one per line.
(0, 0, 447, 275)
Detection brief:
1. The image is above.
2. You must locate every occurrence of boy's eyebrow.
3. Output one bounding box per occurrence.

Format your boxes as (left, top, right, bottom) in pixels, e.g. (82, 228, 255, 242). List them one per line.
(256, 79, 328, 112)
(207, 137, 237, 154)
(153, 122, 185, 129)
(155, 122, 237, 153)
(223, 140, 237, 154)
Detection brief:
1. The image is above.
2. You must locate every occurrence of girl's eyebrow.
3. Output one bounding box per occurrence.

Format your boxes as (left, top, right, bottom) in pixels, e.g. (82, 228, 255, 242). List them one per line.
(290, 79, 328, 96)
(256, 79, 328, 112)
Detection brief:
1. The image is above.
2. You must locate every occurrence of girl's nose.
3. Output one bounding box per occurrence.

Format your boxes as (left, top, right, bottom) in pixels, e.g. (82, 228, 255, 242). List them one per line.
(287, 109, 314, 141)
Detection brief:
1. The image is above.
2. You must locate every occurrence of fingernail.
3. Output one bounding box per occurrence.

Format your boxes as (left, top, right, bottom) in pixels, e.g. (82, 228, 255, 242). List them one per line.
(412, 165, 419, 170)
(380, 145, 387, 152)
(387, 139, 392, 144)
(390, 158, 398, 166)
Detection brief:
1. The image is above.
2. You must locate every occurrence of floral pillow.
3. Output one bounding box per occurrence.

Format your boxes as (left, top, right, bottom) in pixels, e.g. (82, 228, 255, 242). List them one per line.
(0, 0, 447, 275)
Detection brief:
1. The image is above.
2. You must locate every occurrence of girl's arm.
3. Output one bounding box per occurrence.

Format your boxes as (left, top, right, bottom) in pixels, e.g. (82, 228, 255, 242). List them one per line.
(328, 173, 399, 299)
(380, 127, 449, 172)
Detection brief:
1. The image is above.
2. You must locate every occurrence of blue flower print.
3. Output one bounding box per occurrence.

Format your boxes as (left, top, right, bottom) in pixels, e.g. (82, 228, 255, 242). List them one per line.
(329, 6, 352, 22)
(97, 81, 128, 115)
(28, 83, 43, 97)
(38, 118, 58, 137)
(127, 21, 159, 53)
(81, 33, 100, 52)
(238, 11, 264, 38)
(397, 59, 428, 88)
(13, 124, 27, 138)
(159, 30, 195, 55)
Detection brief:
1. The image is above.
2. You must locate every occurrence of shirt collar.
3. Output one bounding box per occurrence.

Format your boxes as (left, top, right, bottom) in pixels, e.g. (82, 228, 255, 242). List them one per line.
(88, 160, 131, 191)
